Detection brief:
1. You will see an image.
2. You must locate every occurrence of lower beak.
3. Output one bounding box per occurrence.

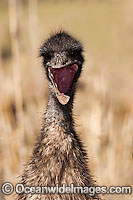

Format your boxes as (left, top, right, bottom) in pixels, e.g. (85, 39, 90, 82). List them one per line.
(55, 87, 70, 105)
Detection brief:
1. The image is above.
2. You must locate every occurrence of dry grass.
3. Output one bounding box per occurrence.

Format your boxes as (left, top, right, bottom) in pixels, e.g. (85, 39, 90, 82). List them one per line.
(0, 0, 133, 199)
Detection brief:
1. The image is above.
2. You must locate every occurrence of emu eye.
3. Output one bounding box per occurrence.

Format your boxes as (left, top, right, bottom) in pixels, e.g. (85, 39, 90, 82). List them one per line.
(45, 53, 52, 61)
(70, 51, 79, 57)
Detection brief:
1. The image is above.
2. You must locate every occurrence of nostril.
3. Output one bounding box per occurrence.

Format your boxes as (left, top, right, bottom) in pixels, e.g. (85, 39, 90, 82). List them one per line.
(62, 60, 68, 65)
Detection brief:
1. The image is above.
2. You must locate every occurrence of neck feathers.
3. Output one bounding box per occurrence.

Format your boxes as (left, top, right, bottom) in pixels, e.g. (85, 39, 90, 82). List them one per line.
(43, 91, 74, 137)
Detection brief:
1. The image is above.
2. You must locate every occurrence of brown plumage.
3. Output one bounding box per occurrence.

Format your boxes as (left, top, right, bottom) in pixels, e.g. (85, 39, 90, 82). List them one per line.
(18, 31, 102, 200)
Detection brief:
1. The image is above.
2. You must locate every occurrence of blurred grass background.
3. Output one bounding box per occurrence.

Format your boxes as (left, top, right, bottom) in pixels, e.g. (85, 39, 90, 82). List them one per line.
(0, 0, 133, 199)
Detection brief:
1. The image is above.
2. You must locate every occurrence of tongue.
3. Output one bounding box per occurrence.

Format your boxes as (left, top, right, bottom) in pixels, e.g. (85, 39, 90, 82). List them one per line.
(50, 64, 78, 94)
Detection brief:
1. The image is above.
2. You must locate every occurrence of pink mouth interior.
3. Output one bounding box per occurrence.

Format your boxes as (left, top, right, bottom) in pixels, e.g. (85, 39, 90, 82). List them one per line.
(49, 64, 78, 94)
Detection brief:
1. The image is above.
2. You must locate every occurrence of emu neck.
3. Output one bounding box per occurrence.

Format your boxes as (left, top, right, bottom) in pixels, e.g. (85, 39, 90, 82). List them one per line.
(44, 92, 74, 137)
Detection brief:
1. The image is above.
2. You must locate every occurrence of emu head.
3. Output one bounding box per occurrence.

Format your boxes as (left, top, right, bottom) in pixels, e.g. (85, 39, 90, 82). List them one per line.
(40, 31, 84, 105)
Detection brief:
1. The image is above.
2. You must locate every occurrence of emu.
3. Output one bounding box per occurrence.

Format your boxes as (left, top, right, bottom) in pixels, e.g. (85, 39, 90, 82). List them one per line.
(18, 31, 101, 200)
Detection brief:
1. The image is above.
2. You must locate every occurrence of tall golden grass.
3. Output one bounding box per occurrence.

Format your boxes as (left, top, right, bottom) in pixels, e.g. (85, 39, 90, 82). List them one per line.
(0, 0, 133, 199)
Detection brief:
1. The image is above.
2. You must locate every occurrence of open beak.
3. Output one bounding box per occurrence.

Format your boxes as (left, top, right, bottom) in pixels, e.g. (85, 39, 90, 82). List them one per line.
(48, 64, 78, 105)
